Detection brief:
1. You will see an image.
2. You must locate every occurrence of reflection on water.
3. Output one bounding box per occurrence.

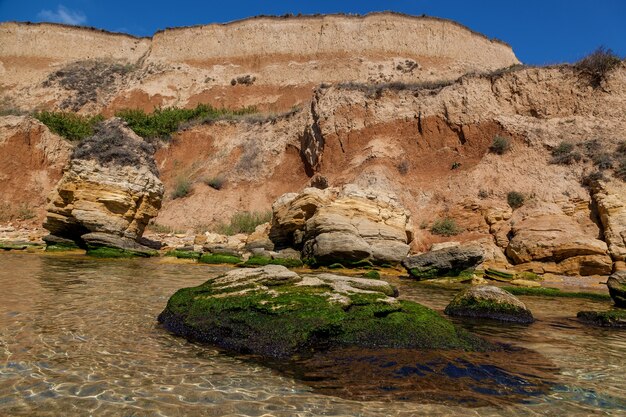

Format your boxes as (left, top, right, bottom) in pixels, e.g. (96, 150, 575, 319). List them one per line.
(0, 253, 625, 416)
(275, 346, 559, 407)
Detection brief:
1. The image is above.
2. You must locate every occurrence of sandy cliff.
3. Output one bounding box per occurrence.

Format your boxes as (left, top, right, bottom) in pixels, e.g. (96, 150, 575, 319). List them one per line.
(1, 13, 624, 276)
(0, 13, 518, 113)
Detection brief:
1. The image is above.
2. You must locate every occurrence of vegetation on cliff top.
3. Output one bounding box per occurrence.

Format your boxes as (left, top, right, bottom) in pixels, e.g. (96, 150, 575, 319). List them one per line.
(574, 46, 622, 88)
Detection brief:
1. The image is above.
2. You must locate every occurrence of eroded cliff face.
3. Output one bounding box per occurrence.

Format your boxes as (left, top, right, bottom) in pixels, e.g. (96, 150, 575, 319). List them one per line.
(0, 116, 71, 224)
(151, 64, 626, 275)
(0, 13, 518, 114)
(0, 14, 625, 276)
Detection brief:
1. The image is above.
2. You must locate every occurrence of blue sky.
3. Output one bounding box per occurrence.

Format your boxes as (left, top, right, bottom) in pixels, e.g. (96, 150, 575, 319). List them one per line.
(1, 0, 624, 65)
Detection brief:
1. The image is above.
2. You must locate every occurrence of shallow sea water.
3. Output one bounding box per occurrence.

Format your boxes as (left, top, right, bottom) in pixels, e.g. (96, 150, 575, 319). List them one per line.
(0, 253, 624, 416)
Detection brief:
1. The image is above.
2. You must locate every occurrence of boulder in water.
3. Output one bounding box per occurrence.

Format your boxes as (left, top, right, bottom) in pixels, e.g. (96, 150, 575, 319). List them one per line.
(158, 265, 491, 359)
(402, 244, 484, 279)
(607, 269, 626, 308)
(444, 285, 534, 324)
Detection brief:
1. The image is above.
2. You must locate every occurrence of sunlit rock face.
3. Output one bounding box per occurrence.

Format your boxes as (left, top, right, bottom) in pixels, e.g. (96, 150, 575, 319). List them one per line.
(44, 118, 163, 246)
(269, 184, 413, 265)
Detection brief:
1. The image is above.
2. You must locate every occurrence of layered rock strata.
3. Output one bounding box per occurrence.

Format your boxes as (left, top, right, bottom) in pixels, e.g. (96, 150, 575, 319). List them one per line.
(592, 180, 626, 262)
(0, 14, 519, 113)
(43, 118, 163, 252)
(269, 185, 412, 265)
(505, 211, 612, 276)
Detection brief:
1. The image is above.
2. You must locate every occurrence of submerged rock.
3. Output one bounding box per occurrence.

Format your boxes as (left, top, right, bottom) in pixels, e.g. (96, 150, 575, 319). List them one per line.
(158, 265, 489, 359)
(402, 244, 484, 279)
(577, 309, 626, 328)
(43, 118, 163, 255)
(269, 185, 412, 266)
(607, 270, 626, 308)
(444, 285, 534, 324)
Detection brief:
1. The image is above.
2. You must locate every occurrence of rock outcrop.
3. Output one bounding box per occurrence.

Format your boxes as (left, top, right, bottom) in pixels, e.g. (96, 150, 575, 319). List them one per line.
(402, 244, 484, 279)
(505, 212, 612, 276)
(43, 119, 163, 252)
(158, 265, 490, 359)
(269, 185, 412, 265)
(444, 285, 534, 323)
(592, 180, 626, 262)
(607, 269, 626, 308)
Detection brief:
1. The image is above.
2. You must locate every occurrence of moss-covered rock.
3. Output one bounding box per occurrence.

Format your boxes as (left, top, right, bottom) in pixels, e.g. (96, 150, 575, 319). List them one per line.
(165, 249, 201, 260)
(502, 286, 611, 301)
(0, 242, 30, 251)
(87, 246, 156, 258)
(158, 265, 491, 359)
(362, 270, 380, 279)
(444, 285, 534, 324)
(577, 310, 626, 328)
(83, 232, 158, 258)
(46, 243, 81, 252)
(198, 253, 241, 264)
(43, 234, 81, 251)
(240, 256, 303, 268)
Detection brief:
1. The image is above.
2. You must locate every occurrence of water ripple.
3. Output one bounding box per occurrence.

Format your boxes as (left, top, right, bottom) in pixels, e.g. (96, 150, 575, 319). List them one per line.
(0, 253, 624, 416)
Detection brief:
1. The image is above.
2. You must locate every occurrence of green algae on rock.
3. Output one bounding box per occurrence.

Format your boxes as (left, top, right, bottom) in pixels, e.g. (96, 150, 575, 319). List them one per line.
(362, 270, 381, 279)
(239, 255, 303, 268)
(165, 249, 202, 260)
(0, 242, 35, 251)
(444, 285, 534, 324)
(577, 309, 626, 328)
(158, 265, 491, 359)
(503, 286, 611, 301)
(83, 233, 158, 258)
(87, 246, 157, 258)
(198, 253, 241, 264)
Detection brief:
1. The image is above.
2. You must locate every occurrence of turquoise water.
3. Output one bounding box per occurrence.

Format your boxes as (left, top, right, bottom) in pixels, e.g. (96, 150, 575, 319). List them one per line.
(0, 253, 624, 416)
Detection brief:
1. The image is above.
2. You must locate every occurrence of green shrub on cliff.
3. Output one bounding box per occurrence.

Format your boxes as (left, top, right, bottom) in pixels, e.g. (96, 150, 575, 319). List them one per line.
(116, 103, 257, 139)
(489, 135, 511, 155)
(550, 141, 582, 165)
(215, 211, 272, 235)
(35, 111, 104, 141)
(574, 47, 622, 88)
(507, 191, 525, 209)
(430, 218, 462, 236)
(171, 177, 191, 199)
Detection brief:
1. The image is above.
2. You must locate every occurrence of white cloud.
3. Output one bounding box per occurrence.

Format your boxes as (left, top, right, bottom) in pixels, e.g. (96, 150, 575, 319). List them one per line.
(37, 5, 87, 26)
